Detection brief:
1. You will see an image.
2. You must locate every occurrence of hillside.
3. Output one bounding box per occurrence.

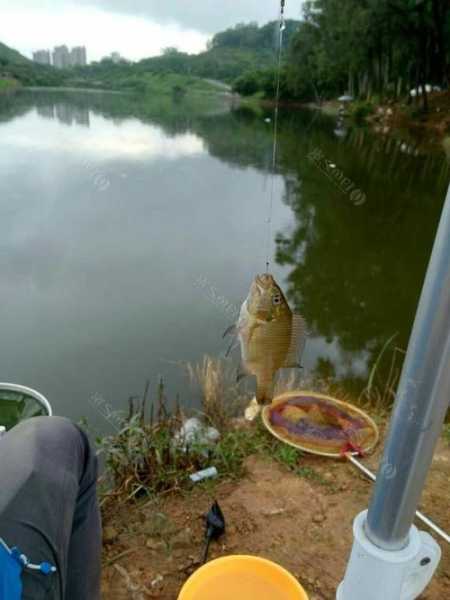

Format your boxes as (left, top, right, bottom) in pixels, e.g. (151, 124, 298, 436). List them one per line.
(0, 42, 26, 93)
(0, 40, 65, 87)
(140, 20, 301, 83)
(0, 41, 29, 65)
(64, 20, 301, 93)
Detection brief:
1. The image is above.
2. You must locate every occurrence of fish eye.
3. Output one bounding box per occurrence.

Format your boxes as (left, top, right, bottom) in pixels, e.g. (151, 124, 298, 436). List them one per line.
(272, 294, 282, 306)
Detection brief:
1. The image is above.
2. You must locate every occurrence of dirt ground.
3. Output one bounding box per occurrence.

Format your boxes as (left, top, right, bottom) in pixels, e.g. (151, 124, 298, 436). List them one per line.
(367, 90, 450, 148)
(101, 434, 450, 599)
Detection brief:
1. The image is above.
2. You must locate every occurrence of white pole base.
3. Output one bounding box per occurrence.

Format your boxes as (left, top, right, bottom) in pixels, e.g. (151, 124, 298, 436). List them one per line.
(337, 511, 441, 600)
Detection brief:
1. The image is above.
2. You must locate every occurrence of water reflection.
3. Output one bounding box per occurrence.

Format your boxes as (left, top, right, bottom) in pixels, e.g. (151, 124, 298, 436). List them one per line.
(333, 115, 348, 139)
(1, 113, 205, 162)
(273, 113, 449, 393)
(0, 91, 290, 429)
(0, 89, 448, 428)
(35, 101, 90, 127)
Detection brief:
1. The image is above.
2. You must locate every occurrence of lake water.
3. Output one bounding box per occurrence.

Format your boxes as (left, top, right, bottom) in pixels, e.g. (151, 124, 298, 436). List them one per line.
(1, 89, 449, 433)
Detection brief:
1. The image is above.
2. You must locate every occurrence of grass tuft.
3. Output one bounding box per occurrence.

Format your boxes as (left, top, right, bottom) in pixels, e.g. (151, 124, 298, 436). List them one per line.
(187, 355, 249, 433)
(358, 339, 405, 413)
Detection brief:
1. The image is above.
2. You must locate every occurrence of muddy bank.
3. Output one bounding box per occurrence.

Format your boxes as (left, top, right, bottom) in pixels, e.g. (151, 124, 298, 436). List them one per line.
(101, 428, 450, 599)
(309, 92, 450, 153)
(367, 91, 450, 147)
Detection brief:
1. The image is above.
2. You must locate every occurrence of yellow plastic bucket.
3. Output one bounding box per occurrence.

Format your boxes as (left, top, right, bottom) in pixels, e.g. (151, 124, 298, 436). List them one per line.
(178, 555, 309, 600)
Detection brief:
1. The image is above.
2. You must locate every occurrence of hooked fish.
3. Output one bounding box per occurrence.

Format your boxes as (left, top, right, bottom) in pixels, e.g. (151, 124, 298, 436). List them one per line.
(224, 274, 307, 405)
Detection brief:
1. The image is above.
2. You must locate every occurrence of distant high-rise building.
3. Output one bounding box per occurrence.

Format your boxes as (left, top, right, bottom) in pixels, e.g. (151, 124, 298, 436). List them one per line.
(110, 52, 122, 64)
(70, 46, 87, 67)
(33, 50, 51, 65)
(52, 45, 70, 69)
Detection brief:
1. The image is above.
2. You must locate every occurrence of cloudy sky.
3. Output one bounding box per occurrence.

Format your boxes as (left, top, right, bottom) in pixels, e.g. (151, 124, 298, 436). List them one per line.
(0, 1, 303, 63)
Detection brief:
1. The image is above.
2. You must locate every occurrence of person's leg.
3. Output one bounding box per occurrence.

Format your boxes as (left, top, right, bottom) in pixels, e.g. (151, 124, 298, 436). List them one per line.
(0, 416, 101, 600)
(65, 423, 102, 600)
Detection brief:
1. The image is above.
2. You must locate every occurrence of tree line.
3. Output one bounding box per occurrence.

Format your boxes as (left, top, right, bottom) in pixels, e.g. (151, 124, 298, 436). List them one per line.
(235, 1, 450, 110)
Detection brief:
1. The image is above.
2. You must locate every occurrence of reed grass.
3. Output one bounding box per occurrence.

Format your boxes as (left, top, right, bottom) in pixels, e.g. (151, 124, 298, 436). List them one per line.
(358, 341, 406, 413)
(186, 355, 249, 433)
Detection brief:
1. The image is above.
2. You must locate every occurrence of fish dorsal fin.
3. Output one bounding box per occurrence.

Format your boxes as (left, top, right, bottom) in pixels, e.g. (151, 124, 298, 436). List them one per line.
(282, 313, 307, 368)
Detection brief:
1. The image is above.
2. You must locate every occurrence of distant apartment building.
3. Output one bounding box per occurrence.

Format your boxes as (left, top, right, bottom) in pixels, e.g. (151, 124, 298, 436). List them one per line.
(110, 52, 122, 64)
(33, 50, 51, 65)
(52, 45, 70, 69)
(33, 45, 88, 68)
(70, 46, 87, 67)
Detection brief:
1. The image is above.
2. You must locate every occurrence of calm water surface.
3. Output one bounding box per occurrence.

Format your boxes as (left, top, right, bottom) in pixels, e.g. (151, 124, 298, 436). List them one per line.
(1, 89, 448, 431)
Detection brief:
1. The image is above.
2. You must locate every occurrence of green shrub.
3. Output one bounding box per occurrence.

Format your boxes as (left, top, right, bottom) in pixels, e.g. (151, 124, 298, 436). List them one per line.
(233, 71, 262, 96)
(351, 101, 375, 121)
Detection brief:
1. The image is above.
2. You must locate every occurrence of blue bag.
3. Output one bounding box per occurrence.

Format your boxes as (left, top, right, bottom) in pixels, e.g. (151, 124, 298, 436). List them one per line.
(0, 538, 56, 600)
(0, 539, 23, 600)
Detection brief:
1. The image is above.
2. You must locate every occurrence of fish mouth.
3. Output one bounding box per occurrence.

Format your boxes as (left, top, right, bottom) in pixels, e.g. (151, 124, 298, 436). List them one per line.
(255, 273, 275, 290)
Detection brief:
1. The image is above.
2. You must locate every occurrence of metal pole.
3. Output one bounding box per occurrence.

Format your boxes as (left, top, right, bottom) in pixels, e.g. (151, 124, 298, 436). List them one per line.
(365, 184, 450, 551)
(347, 454, 450, 544)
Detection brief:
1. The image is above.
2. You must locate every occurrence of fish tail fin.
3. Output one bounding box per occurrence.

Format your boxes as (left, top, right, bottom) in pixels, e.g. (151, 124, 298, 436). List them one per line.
(256, 379, 274, 405)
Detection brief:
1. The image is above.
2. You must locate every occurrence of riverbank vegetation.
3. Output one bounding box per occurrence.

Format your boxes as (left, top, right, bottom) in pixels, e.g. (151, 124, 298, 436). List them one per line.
(0, 77, 19, 94)
(64, 70, 227, 97)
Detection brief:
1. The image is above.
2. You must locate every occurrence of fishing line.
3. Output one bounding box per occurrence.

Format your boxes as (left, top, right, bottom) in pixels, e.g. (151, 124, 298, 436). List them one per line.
(264, 0, 286, 274)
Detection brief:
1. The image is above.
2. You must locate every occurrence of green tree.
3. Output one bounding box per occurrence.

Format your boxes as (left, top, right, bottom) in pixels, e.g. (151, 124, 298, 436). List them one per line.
(285, 0, 450, 107)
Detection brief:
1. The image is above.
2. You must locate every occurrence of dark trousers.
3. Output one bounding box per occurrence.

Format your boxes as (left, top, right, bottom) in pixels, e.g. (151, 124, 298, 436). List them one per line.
(0, 417, 101, 599)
